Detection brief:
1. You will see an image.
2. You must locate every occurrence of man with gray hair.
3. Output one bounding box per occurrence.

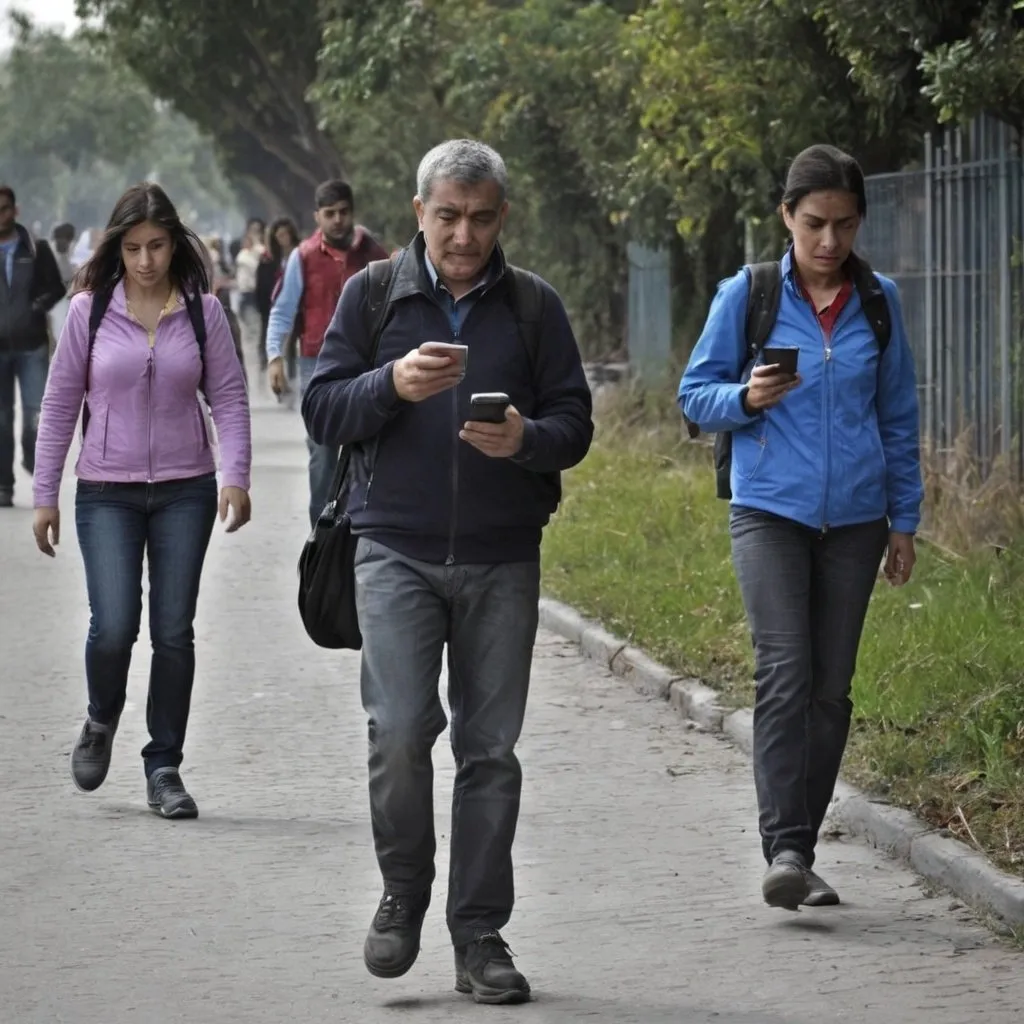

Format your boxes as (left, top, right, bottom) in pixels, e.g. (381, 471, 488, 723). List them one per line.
(303, 139, 593, 1003)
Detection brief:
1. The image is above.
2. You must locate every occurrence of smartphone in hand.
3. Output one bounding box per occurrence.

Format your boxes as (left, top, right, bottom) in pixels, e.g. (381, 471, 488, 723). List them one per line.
(470, 392, 511, 423)
(761, 346, 799, 377)
(420, 341, 468, 378)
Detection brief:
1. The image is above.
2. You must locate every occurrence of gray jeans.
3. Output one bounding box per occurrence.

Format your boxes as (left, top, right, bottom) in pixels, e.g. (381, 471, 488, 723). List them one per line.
(353, 537, 540, 947)
(730, 508, 888, 867)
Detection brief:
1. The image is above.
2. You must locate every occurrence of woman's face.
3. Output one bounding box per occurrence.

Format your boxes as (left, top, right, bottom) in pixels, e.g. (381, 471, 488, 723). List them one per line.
(275, 225, 296, 254)
(782, 190, 861, 280)
(121, 221, 174, 290)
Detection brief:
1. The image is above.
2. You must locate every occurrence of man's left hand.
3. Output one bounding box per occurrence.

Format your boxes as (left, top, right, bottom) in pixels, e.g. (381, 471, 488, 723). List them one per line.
(460, 405, 525, 458)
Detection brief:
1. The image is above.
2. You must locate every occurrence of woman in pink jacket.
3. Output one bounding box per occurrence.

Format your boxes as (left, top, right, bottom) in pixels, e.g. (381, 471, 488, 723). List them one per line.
(32, 183, 252, 820)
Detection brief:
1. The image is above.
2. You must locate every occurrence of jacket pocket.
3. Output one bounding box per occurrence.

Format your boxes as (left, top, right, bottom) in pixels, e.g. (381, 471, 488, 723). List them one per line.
(100, 406, 110, 461)
(733, 420, 769, 482)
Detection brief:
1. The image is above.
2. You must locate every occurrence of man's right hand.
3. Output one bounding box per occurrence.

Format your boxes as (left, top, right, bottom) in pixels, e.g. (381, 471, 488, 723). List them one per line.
(743, 364, 801, 413)
(393, 348, 464, 403)
(268, 357, 287, 396)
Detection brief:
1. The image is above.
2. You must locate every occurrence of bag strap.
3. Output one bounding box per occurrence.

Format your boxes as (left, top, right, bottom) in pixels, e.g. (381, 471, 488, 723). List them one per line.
(324, 250, 408, 510)
(846, 252, 891, 354)
(505, 265, 545, 381)
(743, 261, 783, 360)
(684, 262, 782, 440)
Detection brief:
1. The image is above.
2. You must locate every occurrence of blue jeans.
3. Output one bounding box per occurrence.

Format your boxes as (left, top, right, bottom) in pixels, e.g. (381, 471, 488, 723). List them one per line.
(730, 507, 888, 867)
(300, 355, 339, 528)
(353, 537, 540, 947)
(0, 345, 48, 490)
(75, 474, 218, 777)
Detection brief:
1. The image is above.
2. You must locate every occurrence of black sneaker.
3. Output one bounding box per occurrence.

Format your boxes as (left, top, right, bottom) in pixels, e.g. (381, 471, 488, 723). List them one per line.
(363, 890, 430, 979)
(146, 767, 199, 819)
(70, 718, 118, 792)
(454, 931, 531, 1005)
(0, 488, 12, 508)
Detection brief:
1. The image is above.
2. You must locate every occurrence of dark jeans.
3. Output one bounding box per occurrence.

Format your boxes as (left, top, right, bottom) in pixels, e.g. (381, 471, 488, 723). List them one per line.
(730, 507, 888, 867)
(0, 345, 48, 489)
(353, 537, 540, 947)
(299, 355, 338, 528)
(75, 474, 218, 777)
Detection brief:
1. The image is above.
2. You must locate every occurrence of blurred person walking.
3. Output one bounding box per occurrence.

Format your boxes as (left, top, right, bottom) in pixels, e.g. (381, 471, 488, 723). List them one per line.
(0, 185, 66, 507)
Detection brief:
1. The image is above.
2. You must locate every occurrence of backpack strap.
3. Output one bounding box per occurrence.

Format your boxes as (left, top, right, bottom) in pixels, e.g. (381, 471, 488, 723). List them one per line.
(83, 287, 116, 434)
(364, 254, 400, 364)
(684, 262, 782, 440)
(743, 261, 783, 360)
(324, 249, 408, 510)
(505, 266, 545, 379)
(846, 252, 891, 354)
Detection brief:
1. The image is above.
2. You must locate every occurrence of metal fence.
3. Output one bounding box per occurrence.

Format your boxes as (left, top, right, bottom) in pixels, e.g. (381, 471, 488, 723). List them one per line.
(857, 119, 1024, 475)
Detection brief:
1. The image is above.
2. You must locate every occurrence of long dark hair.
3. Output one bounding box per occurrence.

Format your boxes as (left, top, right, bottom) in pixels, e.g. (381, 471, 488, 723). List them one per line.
(781, 145, 867, 217)
(267, 216, 300, 265)
(73, 182, 210, 296)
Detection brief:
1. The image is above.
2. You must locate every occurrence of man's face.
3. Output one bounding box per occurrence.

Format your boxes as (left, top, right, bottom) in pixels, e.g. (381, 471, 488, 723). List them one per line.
(414, 179, 508, 289)
(0, 196, 17, 239)
(315, 201, 354, 249)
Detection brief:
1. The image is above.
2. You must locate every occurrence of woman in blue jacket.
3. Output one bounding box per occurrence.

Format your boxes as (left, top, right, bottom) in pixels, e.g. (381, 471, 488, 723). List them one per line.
(679, 144, 923, 911)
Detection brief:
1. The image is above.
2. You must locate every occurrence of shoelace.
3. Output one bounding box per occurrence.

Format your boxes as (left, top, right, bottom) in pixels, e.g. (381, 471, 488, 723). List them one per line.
(474, 931, 516, 961)
(82, 725, 108, 751)
(375, 894, 419, 931)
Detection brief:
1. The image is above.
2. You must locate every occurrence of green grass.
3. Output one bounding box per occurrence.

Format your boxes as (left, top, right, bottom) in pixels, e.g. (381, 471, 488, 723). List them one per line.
(541, 425, 1024, 876)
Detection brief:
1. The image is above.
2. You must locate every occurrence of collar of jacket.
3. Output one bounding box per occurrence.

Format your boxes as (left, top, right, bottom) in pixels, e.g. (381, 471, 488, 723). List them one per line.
(388, 232, 509, 305)
(13, 223, 37, 259)
(780, 243, 883, 303)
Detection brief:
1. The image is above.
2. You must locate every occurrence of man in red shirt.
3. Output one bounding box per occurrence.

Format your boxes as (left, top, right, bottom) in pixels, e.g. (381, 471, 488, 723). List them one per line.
(266, 179, 388, 526)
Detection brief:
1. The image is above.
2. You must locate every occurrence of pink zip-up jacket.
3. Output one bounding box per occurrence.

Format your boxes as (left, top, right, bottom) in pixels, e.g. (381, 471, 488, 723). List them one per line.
(33, 283, 251, 508)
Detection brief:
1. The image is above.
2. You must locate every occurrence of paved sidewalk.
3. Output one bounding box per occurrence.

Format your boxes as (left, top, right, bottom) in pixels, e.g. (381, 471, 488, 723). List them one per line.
(1, 395, 1021, 1023)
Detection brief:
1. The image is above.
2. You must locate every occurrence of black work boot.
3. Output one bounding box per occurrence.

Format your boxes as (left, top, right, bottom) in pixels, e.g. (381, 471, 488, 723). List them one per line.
(70, 718, 118, 792)
(454, 931, 531, 1004)
(363, 890, 431, 979)
(146, 767, 199, 819)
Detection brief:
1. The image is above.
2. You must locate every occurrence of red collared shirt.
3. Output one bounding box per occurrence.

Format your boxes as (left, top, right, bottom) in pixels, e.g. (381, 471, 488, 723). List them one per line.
(799, 277, 853, 339)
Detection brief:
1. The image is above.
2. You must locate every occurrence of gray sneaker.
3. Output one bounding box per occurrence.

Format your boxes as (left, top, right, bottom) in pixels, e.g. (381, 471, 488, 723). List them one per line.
(802, 870, 840, 907)
(70, 718, 118, 792)
(762, 851, 810, 910)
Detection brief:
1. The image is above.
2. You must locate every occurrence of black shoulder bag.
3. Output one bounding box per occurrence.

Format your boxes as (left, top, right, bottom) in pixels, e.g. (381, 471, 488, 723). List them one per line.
(296, 252, 404, 650)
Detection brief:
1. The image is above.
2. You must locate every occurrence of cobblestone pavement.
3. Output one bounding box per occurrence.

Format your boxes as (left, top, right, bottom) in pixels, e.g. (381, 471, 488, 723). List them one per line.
(1, 387, 1021, 1024)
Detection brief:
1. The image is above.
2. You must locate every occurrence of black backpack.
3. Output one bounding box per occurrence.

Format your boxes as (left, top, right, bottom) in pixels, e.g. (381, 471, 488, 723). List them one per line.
(83, 287, 208, 433)
(296, 250, 546, 650)
(686, 254, 891, 500)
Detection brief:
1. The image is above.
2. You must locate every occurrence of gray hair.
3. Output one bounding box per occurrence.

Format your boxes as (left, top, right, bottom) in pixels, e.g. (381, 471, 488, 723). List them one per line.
(416, 139, 509, 204)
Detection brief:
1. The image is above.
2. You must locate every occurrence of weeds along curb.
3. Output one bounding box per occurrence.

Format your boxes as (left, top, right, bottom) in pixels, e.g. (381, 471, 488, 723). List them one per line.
(539, 596, 1024, 932)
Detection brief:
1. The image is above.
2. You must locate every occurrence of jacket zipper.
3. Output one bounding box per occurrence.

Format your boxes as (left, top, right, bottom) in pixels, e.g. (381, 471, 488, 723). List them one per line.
(146, 323, 156, 483)
(447, 316, 462, 567)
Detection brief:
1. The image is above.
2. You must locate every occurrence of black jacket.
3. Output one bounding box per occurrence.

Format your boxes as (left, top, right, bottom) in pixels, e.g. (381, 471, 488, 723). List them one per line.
(302, 235, 594, 565)
(0, 224, 66, 352)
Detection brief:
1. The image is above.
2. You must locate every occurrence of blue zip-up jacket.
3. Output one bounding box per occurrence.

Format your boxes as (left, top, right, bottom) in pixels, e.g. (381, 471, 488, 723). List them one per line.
(679, 249, 923, 534)
(301, 234, 594, 565)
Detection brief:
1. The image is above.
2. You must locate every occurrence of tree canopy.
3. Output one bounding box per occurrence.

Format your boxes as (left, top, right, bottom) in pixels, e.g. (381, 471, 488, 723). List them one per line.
(0, 13, 240, 235)
(59, 0, 1024, 353)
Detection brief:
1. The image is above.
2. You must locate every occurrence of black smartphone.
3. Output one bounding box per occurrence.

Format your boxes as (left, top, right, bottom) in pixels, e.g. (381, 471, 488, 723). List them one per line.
(761, 346, 799, 376)
(470, 392, 511, 423)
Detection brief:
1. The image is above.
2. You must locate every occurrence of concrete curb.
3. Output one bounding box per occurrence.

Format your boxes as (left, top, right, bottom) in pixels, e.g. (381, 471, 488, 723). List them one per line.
(539, 596, 1024, 932)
